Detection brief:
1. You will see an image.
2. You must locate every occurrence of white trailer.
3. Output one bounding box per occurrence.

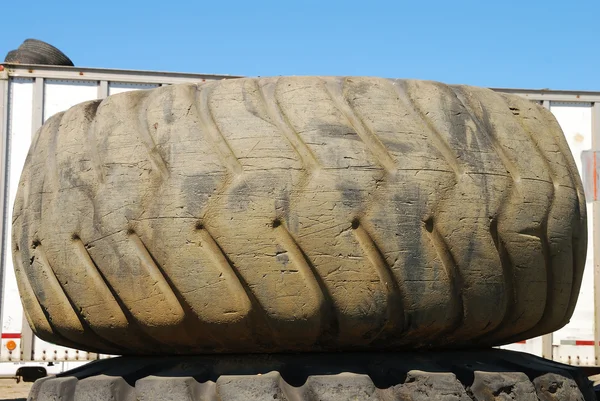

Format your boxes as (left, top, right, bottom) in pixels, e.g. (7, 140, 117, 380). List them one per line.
(0, 63, 598, 377)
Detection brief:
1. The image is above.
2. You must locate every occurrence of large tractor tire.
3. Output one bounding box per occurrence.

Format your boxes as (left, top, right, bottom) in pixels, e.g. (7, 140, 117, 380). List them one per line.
(28, 350, 595, 401)
(12, 77, 586, 355)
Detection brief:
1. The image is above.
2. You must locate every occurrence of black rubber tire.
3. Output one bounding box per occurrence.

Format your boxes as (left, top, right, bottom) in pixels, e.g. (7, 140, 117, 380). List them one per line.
(3, 49, 50, 65)
(27, 350, 595, 401)
(18, 39, 74, 66)
(3, 50, 19, 62)
(3, 39, 73, 66)
(12, 77, 586, 354)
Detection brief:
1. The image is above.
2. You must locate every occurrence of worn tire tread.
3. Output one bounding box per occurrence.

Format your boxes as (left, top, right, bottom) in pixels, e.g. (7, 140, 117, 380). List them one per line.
(13, 77, 586, 353)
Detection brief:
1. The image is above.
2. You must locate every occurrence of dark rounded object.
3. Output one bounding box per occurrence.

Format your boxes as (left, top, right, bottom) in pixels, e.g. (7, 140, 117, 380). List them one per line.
(3, 39, 73, 66)
(18, 39, 74, 66)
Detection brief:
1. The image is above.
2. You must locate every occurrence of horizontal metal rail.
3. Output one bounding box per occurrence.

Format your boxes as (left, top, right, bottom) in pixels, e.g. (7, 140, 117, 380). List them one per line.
(493, 87, 600, 102)
(3, 64, 600, 102)
(0, 63, 240, 85)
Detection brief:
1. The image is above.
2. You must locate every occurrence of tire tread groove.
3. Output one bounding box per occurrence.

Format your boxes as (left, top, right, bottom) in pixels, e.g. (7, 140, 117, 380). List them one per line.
(83, 100, 105, 183)
(128, 232, 185, 320)
(351, 220, 405, 341)
(196, 225, 275, 345)
(324, 78, 396, 173)
(392, 80, 462, 176)
(194, 84, 243, 175)
(256, 79, 321, 171)
(423, 219, 464, 342)
(273, 222, 339, 344)
(196, 226, 253, 316)
(32, 244, 126, 353)
(136, 93, 170, 179)
(73, 238, 166, 350)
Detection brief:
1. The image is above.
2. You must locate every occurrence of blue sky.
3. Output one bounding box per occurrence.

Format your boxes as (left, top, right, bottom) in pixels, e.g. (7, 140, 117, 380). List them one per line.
(1, 0, 598, 90)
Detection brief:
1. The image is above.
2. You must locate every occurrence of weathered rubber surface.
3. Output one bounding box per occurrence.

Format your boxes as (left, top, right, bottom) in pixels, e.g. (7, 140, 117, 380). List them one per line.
(18, 39, 74, 66)
(4, 49, 48, 64)
(27, 350, 594, 401)
(12, 77, 586, 354)
(3, 39, 73, 66)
